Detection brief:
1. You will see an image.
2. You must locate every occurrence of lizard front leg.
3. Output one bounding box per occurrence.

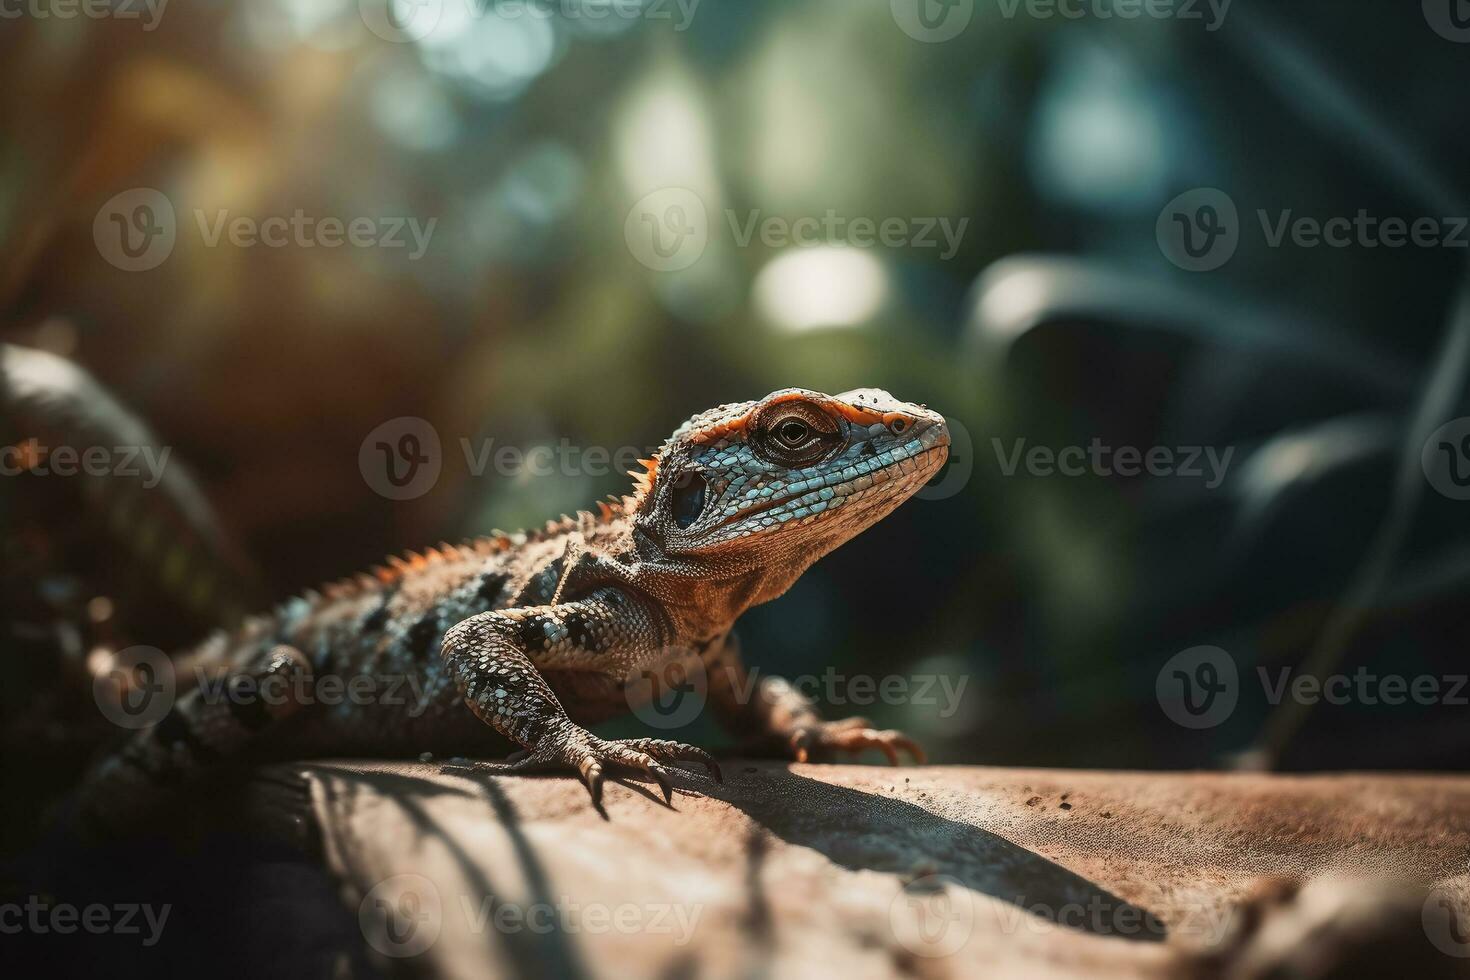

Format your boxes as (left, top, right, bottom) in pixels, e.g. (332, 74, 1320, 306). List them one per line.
(440, 587, 720, 806)
(706, 633, 926, 765)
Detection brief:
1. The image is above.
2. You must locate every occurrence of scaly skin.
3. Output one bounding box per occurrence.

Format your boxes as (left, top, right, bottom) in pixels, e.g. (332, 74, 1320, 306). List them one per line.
(78, 387, 949, 824)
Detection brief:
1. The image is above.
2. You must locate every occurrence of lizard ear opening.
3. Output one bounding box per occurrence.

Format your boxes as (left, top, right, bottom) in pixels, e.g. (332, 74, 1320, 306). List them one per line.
(671, 472, 707, 529)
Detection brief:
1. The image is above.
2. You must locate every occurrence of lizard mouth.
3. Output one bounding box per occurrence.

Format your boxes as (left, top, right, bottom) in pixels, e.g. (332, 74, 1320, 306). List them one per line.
(710, 427, 949, 531)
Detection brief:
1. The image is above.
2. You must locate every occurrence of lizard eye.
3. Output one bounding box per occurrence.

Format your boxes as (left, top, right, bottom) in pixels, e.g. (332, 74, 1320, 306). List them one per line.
(776, 418, 810, 447)
(671, 472, 707, 529)
(752, 403, 840, 466)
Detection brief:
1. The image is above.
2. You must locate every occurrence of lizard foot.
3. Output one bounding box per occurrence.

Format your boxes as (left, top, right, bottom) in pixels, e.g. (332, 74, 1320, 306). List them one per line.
(504, 727, 721, 807)
(787, 716, 927, 765)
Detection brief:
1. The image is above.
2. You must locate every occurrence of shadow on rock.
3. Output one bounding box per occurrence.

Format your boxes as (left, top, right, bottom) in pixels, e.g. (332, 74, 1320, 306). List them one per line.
(712, 766, 1166, 943)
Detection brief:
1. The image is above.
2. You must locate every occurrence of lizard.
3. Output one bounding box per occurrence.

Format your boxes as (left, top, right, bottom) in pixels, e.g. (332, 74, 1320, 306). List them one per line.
(72, 387, 950, 831)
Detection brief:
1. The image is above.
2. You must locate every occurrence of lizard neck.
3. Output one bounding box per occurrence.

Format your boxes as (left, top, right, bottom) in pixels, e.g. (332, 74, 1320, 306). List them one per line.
(616, 538, 803, 645)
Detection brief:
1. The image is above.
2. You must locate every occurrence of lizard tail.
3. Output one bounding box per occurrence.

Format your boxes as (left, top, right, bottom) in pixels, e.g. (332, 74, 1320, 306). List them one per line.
(61, 642, 315, 841)
(1, 342, 264, 628)
(2, 342, 270, 839)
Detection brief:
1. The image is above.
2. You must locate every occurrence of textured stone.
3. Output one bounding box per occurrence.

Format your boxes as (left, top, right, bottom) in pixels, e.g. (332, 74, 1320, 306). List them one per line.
(271, 761, 1470, 979)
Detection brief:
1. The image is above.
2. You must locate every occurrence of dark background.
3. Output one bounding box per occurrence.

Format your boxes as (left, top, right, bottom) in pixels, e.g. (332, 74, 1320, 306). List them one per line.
(6, 0, 1470, 789)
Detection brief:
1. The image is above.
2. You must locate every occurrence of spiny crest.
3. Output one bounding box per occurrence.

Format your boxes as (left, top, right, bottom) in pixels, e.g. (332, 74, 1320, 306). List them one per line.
(626, 395, 769, 493)
(627, 455, 660, 497)
(299, 494, 640, 609)
(308, 536, 517, 604)
(670, 398, 760, 447)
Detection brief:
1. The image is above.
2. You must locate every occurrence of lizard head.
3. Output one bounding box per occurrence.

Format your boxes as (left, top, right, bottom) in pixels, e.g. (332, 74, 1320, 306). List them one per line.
(631, 388, 948, 598)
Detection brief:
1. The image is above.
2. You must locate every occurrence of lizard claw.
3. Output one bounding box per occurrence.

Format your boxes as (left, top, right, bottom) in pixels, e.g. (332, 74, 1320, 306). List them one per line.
(508, 727, 719, 807)
(787, 719, 927, 765)
(617, 737, 723, 783)
(651, 765, 674, 805)
(577, 755, 606, 808)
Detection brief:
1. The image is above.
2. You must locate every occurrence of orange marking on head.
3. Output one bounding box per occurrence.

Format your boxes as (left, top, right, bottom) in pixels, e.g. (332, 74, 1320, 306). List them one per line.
(689, 391, 901, 444)
(688, 417, 748, 445)
(830, 402, 899, 427)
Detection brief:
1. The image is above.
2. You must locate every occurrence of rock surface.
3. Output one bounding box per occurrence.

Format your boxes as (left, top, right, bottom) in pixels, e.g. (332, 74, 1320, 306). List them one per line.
(275, 761, 1470, 979)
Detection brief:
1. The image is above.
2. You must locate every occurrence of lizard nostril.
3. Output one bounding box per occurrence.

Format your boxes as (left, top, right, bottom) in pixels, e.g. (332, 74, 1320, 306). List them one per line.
(889, 419, 908, 434)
